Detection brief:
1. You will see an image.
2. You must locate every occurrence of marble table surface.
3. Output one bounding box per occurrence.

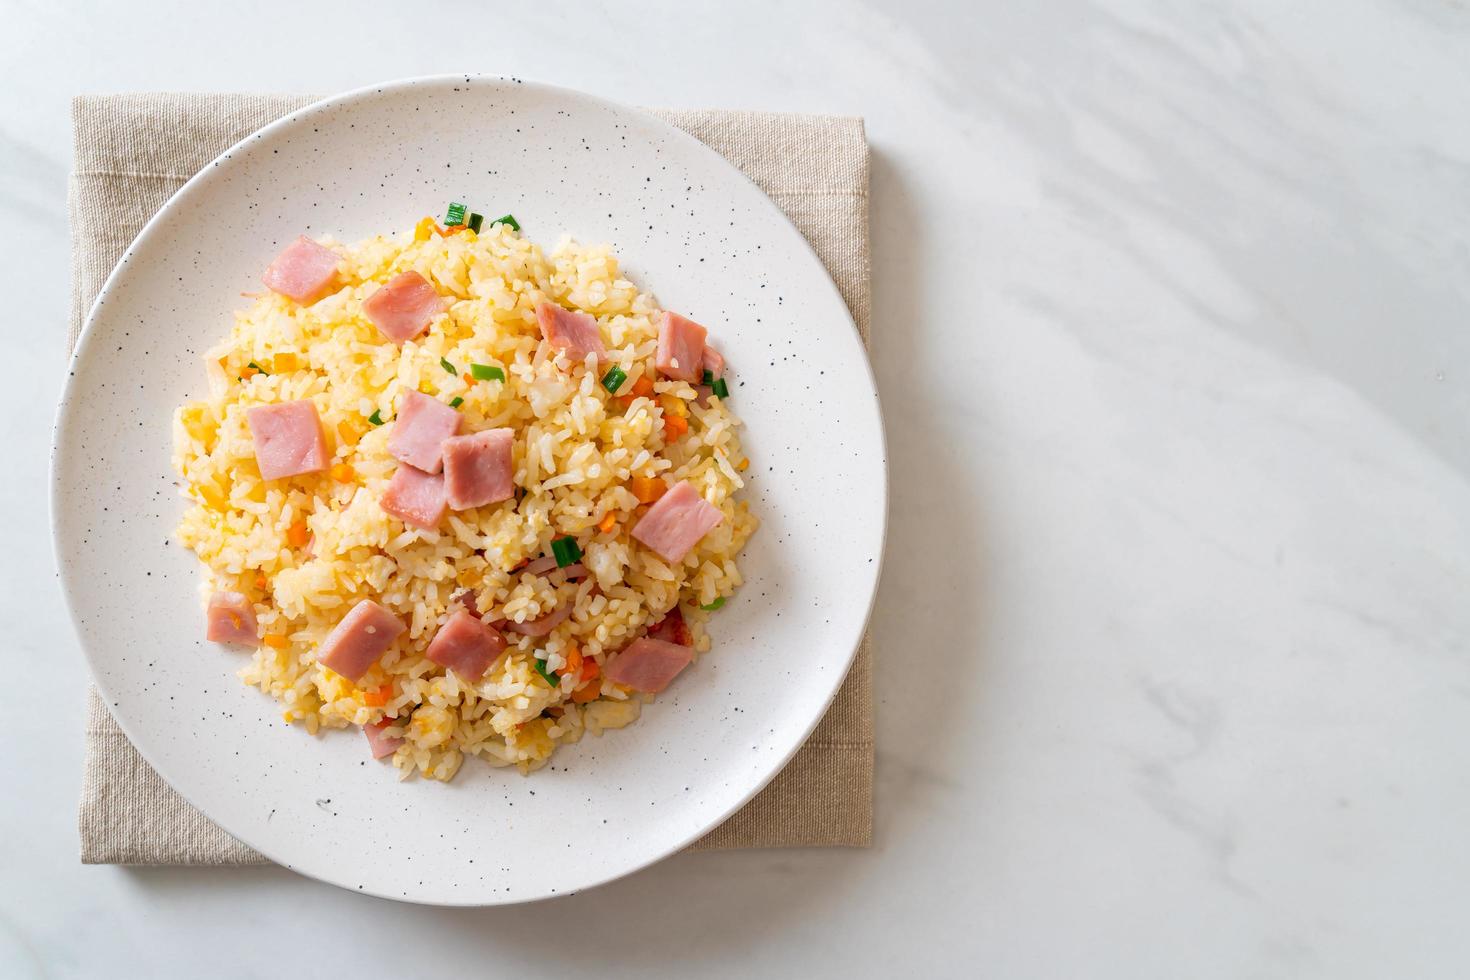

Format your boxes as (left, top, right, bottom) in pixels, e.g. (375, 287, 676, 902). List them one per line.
(3, 1, 1467, 976)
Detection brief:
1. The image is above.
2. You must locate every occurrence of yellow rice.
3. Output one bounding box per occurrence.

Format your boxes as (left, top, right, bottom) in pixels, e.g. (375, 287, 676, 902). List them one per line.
(172, 220, 757, 780)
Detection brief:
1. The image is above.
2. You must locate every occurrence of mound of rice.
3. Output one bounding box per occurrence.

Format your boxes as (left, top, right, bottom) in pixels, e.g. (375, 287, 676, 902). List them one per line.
(172, 218, 757, 780)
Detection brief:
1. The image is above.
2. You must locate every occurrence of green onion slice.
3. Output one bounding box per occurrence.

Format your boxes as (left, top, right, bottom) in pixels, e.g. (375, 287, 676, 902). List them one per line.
(701, 369, 713, 385)
(533, 658, 560, 687)
(551, 537, 582, 568)
(700, 597, 727, 611)
(448, 396, 464, 408)
(444, 201, 467, 226)
(440, 357, 458, 375)
(601, 366, 628, 394)
(470, 363, 505, 382)
(467, 212, 484, 233)
(368, 409, 384, 426)
(711, 377, 730, 399)
(492, 214, 521, 232)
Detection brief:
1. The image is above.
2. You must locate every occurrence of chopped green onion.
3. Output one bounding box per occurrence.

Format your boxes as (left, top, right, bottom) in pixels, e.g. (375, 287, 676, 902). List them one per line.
(247, 361, 269, 376)
(711, 377, 729, 399)
(440, 357, 458, 375)
(533, 658, 560, 688)
(700, 597, 727, 611)
(368, 409, 384, 426)
(600, 365, 628, 394)
(701, 369, 714, 385)
(444, 201, 467, 226)
(551, 537, 582, 568)
(470, 363, 505, 382)
(448, 397, 464, 408)
(467, 212, 484, 233)
(491, 214, 521, 232)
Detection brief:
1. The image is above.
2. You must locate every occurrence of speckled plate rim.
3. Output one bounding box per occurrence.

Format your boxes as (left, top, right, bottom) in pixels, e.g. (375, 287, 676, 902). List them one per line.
(51, 74, 888, 904)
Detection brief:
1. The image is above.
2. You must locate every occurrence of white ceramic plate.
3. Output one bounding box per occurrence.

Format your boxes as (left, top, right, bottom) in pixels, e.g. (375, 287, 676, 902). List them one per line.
(52, 76, 885, 905)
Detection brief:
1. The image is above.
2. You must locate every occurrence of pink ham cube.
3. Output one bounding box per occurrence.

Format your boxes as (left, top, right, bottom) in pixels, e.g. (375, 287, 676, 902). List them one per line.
(363, 719, 403, 759)
(380, 465, 447, 530)
(362, 270, 446, 344)
(655, 311, 708, 383)
(535, 301, 606, 364)
(605, 637, 695, 693)
(317, 599, 405, 683)
(702, 344, 725, 380)
(262, 236, 341, 305)
(246, 400, 328, 481)
(631, 480, 724, 563)
(205, 591, 257, 645)
(425, 610, 508, 681)
(387, 390, 460, 474)
(442, 428, 515, 510)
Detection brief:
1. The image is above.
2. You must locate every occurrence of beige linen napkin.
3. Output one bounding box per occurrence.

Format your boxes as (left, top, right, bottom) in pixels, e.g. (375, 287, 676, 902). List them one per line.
(72, 93, 873, 864)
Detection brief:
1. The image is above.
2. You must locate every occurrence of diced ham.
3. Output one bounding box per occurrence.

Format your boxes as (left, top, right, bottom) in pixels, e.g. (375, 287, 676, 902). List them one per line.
(702, 345, 725, 380)
(363, 719, 403, 759)
(655, 311, 708, 383)
(605, 637, 695, 693)
(442, 428, 515, 510)
(425, 610, 508, 681)
(630, 480, 724, 563)
(246, 400, 328, 480)
(317, 599, 405, 683)
(518, 555, 587, 580)
(501, 602, 572, 637)
(535, 301, 606, 364)
(451, 589, 481, 618)
(520, 555, 558, 576)
(362, 271, 446, 344)
(380, 465, 447, 530)
(387, 390, 460, 474)
(262, 236, 340, 304)
(647, 606, 693, 647)
(205, 591, 257, 645)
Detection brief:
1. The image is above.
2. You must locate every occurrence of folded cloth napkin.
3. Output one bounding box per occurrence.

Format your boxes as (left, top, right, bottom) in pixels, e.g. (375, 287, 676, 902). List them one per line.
(71, 93, 874, 863)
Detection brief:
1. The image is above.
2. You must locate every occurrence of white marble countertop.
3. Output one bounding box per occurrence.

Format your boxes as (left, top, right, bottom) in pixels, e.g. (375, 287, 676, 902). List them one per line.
(4, 1, 1468, 976)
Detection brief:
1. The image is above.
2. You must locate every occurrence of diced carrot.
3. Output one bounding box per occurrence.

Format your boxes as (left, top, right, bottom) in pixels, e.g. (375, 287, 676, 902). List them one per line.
(286, 520, 309, 548)
(442, 223, 469, 236)
(253, 572, 268, 591)
(571, 660, 601, 702)
(271, 352, 301, 372)
(564, 645, 583, 678)
(363, 684, 392, 707)
(663, 415, 689, 439)
(736, 458, 749, 471)
(631, 375, 655, 398)
(239, 363, 260, 379)
(337, 418, 367, 447)
(330, 463, 355, 482)
(262, 634, 289, 649)
(597, 512, 618, 534)
(629, 476, 667, 504)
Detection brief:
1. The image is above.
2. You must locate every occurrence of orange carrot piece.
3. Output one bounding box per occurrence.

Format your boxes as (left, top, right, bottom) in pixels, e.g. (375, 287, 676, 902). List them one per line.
(253, 572, 268, 592)
(262, 634, 289, 650)
(663, 415, 689, 439)
(597, 512, 618, 534)
(363, 684, 392, 707)
(330, 463, 355, 482)
(286, 520, 309, 548)
(629, 476, 667, 504)
(631, 375, 656, 398)
(564, 645, 583, 678)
